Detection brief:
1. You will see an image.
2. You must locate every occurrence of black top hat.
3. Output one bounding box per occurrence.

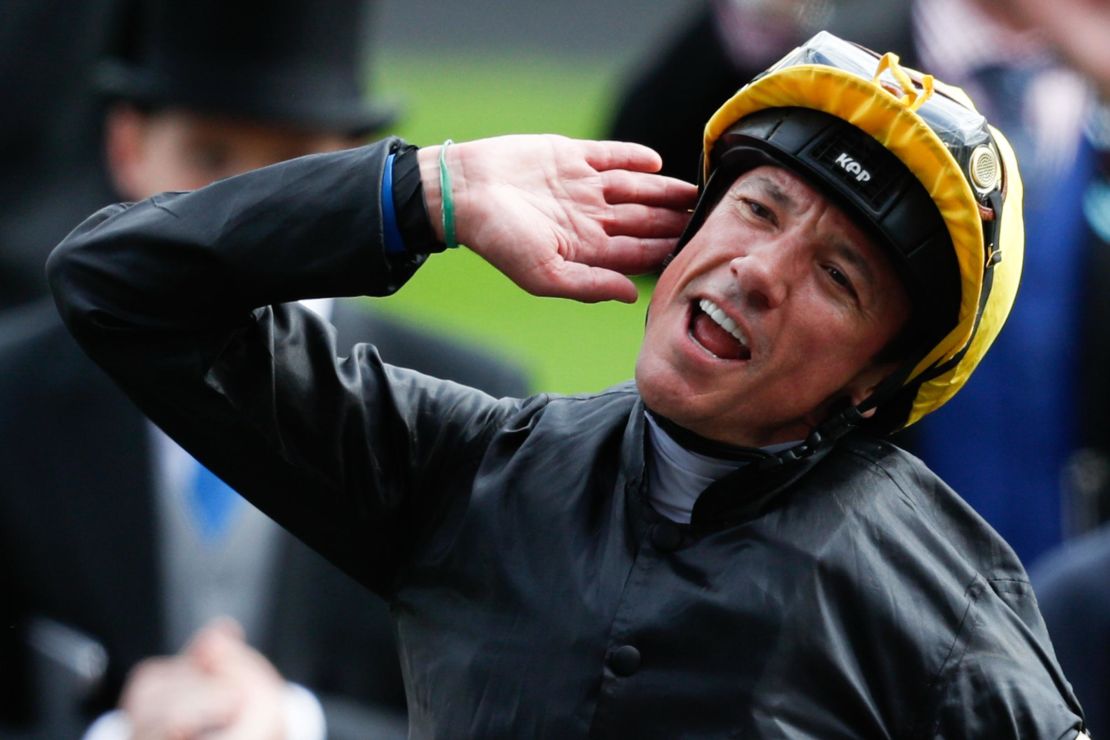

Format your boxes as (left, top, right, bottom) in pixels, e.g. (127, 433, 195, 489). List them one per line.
(95, 0, 397, 136)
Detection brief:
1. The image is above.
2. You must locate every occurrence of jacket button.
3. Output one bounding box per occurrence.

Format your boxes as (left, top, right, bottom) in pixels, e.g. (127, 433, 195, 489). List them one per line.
(608, 644, 642, 676)
(651, 523, 683, 551)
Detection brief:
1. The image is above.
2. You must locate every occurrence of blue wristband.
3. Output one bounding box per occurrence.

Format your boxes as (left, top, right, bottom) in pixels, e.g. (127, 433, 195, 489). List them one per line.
(381, 153, 406, 255)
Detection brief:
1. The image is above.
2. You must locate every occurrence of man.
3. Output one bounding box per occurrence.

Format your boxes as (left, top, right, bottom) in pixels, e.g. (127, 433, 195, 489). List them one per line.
(0, 0, 527, 737)
(49, 33, 1087, 736)
(610, 0, 1109, 567)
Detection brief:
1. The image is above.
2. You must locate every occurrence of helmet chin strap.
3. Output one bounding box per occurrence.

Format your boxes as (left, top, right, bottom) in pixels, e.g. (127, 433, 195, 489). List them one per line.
(772, 405, 866, 464)
(657, 384, 896, 527)
(762, 358, 917, 466)
(648, 400, 868, 469)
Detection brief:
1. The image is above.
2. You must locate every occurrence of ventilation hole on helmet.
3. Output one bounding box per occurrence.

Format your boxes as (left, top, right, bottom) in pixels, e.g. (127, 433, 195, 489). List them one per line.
(969, 145, 1000, 193)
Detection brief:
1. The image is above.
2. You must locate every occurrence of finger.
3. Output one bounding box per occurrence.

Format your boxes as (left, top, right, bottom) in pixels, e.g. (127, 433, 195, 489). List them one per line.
(186, 617, 244, 651)
(161, 690, 240, 739)
(598, 203, 692, 239)
(122, 661, 240, 738)
(580, 140, 664, 173)
(577, 236, 677, 275)
(120, 657, 178, 710)
(188, 619, 245, 670)
(527, 260, 640, 304)
(599, 169, 698, 207)
(206, 616, 245, 640)
(158, 683, 241, 739)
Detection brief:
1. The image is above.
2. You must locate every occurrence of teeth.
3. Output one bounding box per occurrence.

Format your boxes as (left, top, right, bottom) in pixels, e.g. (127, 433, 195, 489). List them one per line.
(699, 298, 748, 347)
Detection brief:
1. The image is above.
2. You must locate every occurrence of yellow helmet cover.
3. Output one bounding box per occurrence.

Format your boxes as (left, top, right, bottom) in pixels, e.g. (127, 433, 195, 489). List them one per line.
(695, 31, 1023, 430)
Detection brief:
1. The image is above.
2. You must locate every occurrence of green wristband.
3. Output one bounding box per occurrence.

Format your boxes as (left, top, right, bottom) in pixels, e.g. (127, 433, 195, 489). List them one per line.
(439, 139, 458, 249)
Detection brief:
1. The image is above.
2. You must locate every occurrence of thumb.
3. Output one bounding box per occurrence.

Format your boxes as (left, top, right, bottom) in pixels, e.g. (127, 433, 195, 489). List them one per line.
(187, 617, 246, 670)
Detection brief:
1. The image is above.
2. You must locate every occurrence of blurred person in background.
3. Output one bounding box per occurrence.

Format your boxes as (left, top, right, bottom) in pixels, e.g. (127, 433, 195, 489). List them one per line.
(0, 0, 528, 738)
(610, 0, 1110, 567)
(1010, 0, 1110, 732)
(608, 0, 917, 181)
(0, 0, 120, 310)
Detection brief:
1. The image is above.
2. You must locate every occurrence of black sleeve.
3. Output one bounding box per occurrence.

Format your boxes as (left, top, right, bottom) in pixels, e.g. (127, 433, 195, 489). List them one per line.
(921, 578, 1087, 739)
(47, 139, 518, 595)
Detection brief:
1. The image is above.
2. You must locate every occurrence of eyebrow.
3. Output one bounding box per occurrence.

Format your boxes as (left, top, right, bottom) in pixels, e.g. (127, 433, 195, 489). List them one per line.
(743, 173, 881, 298)
(746, 175, 796, 212)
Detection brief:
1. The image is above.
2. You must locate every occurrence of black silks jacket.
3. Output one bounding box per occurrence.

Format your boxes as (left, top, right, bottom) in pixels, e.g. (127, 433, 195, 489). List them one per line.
(48, 141, 1085, 738)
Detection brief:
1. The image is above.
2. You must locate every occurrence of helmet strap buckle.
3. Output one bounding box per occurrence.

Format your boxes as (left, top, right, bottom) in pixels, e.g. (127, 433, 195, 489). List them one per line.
(768, 405, 866, 467)
(984, 189, 1005, 267)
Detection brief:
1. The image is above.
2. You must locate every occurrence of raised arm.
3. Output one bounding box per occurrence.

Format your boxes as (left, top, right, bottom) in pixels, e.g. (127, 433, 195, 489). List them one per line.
(50, 135, 694, 332)
(47, 135, 694, 592)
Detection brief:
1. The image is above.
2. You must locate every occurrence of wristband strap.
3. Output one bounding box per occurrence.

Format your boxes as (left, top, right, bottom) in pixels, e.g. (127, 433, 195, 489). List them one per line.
(381, 153, 405, 255)
(391, 144, 442, 254)
(439, 140, 458, 249)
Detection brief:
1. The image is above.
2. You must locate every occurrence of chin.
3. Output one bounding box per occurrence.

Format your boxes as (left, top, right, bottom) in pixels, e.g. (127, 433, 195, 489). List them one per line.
(634, 358, 703, 428)
(635, 357, 675, 409)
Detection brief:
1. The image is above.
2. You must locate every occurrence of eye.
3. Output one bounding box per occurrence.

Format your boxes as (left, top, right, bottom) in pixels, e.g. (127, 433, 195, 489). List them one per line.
(824, 264, 859, 299)
(741, 198, 777, 226)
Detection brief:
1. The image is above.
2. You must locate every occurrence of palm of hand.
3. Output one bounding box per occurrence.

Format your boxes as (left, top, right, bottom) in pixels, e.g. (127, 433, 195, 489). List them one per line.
(446, 135, 697, 303)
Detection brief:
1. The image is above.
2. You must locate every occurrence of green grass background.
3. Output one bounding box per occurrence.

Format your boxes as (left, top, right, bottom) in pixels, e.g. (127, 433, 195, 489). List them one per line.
(373, 52, 660, 394)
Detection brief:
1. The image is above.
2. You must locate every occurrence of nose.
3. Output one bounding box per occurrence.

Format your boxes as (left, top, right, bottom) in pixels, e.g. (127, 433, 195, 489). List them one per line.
(729, 242, 790, 310)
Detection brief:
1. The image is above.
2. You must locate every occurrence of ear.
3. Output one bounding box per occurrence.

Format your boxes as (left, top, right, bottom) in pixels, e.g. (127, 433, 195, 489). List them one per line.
(104, 104, 150, 200)
(844, 361, 899, 419)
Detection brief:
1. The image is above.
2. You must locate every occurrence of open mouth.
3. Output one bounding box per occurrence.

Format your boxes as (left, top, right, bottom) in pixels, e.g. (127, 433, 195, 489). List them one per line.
(689, 298, 752, 361)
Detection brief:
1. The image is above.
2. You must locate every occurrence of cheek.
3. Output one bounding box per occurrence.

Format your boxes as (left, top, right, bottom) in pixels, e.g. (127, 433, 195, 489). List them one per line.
(643, 268, 685, 344)
(763, 304, 868, 386)
(650, 260, 683, 309)
(635, 333, 697, 415)
(634, 348, 673, 415)
(140, 152, 207, 194)
(648, 242, 713, 321)
(784, 323, 881, 397)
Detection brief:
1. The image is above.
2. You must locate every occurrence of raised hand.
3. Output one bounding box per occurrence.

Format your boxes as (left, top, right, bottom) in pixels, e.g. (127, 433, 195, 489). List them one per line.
(419, 135, 698, 303)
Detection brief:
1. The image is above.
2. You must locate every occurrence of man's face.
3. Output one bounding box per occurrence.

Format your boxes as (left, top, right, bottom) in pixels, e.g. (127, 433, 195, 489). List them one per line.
(635, 165, 911, 447)
(107, 107, 361, 199)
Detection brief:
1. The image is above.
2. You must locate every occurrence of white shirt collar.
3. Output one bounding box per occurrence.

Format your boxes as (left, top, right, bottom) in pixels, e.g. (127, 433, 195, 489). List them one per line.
(645, 413, 798, 525)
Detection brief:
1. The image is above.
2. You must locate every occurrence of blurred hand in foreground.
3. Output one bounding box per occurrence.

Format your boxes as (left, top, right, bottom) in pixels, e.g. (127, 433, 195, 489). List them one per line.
(120, 618, 286, 740)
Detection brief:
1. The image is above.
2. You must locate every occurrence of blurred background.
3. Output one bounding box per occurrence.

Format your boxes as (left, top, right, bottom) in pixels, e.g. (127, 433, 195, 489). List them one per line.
(4, 0, 1110, 733)
(372, 0, 691, 393)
